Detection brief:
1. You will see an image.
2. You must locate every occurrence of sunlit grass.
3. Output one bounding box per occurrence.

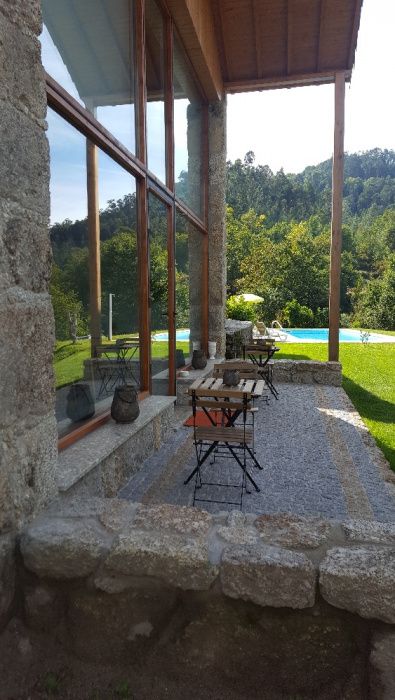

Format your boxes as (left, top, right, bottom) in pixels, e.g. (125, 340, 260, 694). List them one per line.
(276, 341, 395, 470)
(53, 336, 190, 388)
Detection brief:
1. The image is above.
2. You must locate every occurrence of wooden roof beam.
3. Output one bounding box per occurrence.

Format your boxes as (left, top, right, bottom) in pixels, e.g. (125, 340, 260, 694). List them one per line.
(348, 0, 363, 69)
(165, 0, 224, 100)
(225, 69, 352, 94)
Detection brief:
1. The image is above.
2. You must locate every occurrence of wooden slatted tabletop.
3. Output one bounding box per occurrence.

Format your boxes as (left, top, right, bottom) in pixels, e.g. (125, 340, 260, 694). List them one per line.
(188, 376, 266, 399)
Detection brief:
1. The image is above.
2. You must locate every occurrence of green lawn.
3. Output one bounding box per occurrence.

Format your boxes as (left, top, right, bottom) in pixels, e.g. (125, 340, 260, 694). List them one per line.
(276, 342, 395, 471)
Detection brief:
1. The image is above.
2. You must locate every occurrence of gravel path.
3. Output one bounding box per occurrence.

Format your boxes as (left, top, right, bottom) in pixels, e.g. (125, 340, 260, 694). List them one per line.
(120, 384, 395, 520)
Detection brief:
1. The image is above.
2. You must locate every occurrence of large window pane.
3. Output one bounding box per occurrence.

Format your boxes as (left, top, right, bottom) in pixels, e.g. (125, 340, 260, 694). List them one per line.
(176, 212, 203, 357)
(174, 35, 203, 217)
(48, 109, 139, 437)
(146, 0, 166, 183)
(41, 0, 136, 154)
(149, 194, 169, 394)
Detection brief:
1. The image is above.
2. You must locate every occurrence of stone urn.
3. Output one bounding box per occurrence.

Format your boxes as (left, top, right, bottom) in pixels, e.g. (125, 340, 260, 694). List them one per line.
(191, 349, 207, 370)
(66, 383, 95, 422)
(222, 368, 240, 386)
(111, 383, 140, 423)
(176, 348, 186, 368)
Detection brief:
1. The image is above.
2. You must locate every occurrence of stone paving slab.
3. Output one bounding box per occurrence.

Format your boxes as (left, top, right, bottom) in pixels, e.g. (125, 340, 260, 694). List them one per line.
(120, 385, 395, 521)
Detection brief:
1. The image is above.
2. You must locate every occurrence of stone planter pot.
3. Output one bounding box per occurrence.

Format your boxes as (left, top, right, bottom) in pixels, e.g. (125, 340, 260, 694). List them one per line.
(111, 383, 140, 423)
(66, 383, 95, 423)
(191, 350, 207, 370)
(222, 369, 240, 386)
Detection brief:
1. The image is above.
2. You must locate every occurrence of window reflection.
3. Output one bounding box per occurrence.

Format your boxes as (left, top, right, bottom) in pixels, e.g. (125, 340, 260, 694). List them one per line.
(41, 0, 136, 154)
(174, 34, 203, 217)
(176, 212, 203, 356)
(47, 109, 139, 437)
(146, 0, 166, 183)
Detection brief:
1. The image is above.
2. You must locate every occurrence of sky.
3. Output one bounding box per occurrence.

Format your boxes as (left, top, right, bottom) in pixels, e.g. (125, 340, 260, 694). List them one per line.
(227, 0, 395, 173)
(42, 0, 395, 223)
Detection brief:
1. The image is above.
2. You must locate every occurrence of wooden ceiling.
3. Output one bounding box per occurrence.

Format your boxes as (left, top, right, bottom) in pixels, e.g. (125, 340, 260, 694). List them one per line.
(168, 0, 363, 99)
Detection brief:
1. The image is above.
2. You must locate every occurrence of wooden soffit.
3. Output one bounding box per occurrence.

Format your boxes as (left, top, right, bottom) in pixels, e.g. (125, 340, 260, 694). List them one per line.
(171, 0, 363, 98)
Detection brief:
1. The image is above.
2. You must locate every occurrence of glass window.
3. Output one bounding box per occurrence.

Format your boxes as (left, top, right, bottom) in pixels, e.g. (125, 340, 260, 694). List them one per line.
(47, 108, 139, 437)
(148, 194, 170, 394)
(145, 0, 166, 183)
(176, 212, 203, 357)
(41, 0, 136, 154)
(174, 34, 203, 217)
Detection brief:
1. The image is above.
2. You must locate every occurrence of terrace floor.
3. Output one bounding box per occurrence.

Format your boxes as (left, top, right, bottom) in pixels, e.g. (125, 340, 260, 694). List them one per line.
(119, 383, 395, 522)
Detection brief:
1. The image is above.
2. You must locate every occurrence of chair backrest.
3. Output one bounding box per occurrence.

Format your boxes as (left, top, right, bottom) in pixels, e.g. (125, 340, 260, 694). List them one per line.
(212, 361, 260, 380)
(255, 321, 269, 336)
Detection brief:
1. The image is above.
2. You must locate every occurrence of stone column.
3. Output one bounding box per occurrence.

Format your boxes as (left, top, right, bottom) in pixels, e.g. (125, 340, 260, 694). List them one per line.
(0, 0, 58, 539)
(186, 102, 203, 352)
(208, 98, 227, 356)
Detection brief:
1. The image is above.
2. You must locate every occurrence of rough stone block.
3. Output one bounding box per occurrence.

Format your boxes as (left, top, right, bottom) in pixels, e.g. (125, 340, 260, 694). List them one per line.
(0, 0, 42, 37)
(104, 530, 218, 590)
(221, 543, 317, 608)
(0, 534, 15, 630)
(217, 510, 259, 545)
(319, 547, 395, 623)
(20, 517, 113, 579)
(342, 520, 395, 545)
(0, 102, 49, 217)
(23, 583, 64, 631)
(0, 15, 46, 122)
(0, 414, 57, 533)
(254, 513, 334, 549)
(0, 203, 52, 293)
(133, 503, 212, 538)
(0, 289, 55, 427)
(369, 628, 395, 700)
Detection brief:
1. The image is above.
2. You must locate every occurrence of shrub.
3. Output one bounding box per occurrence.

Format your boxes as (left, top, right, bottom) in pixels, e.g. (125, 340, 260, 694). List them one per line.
(340, 312, 351, 328)
(226, 295, 261, 322)
(281, 299, 314, 327)
(315, 307, 329, 327)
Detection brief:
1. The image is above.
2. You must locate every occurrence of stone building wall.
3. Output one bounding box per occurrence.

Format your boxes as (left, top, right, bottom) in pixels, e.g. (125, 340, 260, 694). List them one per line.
(0, 0, 58, 625)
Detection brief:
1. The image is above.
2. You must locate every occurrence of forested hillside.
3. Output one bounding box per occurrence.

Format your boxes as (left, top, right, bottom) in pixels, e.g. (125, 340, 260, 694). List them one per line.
(226, 148, 395, 329)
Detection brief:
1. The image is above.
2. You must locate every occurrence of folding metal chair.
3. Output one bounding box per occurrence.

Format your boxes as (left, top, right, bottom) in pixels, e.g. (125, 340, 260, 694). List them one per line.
(184, 391, 261, 509)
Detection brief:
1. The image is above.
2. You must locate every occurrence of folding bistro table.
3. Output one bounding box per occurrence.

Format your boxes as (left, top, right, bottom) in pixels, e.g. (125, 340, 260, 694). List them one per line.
(95, 341, 139, 398)
(243, 341, 280, 399)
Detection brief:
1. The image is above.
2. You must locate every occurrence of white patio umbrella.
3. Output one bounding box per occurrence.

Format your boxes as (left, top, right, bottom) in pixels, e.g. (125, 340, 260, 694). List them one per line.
(234, 293, 264, 303)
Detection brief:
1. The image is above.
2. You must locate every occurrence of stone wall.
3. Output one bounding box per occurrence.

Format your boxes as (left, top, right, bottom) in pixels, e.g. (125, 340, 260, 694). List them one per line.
(272, 359, 342, 385)
(15, 499, 395, 698)
(208, 99, 227, 356)
(0, 0, 57, 626)
(225, 319, 253, 358)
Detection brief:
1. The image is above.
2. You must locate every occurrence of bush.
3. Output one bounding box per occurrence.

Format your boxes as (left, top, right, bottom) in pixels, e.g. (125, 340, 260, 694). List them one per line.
(315, 307, 329, 327)
(281, 299, 314, 327)
(340, 313, 351, 328)
(226, 295, 262, 322)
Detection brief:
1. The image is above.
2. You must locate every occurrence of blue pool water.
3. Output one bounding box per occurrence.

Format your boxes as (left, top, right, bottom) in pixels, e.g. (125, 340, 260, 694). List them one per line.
(287, 328, 368, 342)
(154, 329, 190, 341)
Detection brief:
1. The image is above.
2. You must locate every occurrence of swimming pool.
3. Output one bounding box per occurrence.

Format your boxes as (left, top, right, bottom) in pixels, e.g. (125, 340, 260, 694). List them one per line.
(154, 329, 190, 341)
(285, 328, 395, 342)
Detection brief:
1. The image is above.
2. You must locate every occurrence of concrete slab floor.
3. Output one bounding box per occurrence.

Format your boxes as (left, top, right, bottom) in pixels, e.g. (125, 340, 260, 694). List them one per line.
(119, 384, 395, 521)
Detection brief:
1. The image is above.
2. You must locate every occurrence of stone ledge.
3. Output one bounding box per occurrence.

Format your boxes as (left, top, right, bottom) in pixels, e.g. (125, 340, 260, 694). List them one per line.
(57, 395, 175, 493)
(272, 360, 342, 386)
(19, 503, 395, 621)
